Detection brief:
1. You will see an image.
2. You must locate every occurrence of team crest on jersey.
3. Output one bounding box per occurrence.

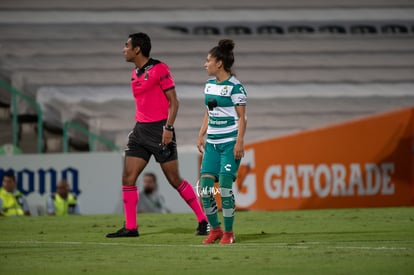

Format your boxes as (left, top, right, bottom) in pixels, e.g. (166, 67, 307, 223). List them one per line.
(221, 86, 229, 95)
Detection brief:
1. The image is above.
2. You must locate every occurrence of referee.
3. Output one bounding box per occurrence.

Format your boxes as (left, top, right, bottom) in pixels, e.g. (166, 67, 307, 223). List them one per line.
(106, 32, 208, 238)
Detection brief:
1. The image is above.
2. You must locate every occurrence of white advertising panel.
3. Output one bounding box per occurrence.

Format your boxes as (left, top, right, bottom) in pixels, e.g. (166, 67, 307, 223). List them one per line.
(0, 150, 200, 215)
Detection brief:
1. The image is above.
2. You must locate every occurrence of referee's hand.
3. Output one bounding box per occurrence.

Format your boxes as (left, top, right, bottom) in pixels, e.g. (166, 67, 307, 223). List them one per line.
(162, 128, 173, 145)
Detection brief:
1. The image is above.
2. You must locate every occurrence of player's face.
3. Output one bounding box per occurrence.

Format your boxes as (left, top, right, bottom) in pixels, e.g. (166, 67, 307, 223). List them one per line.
(123, 38, 137, 62)
(204, 54, 221, 76)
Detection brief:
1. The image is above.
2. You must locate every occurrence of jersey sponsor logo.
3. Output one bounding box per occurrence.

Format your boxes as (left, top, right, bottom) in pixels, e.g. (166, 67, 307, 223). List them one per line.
(208, 111, 221, 117)
(236, 95, 246, 104)
(205, 84, 212, 94)
(209, 118, 228, 125)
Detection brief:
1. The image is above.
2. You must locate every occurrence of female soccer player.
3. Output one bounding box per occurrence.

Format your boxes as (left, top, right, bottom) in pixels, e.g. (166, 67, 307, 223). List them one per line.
(197, 39, 247, 244)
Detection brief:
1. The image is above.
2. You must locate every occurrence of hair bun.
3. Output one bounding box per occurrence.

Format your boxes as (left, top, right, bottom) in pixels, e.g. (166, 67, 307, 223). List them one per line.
(218, 39, 234, 52)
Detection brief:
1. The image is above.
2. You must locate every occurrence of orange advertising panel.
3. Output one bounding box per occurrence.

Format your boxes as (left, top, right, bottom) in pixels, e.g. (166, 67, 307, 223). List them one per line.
(234, 107, 414, 210)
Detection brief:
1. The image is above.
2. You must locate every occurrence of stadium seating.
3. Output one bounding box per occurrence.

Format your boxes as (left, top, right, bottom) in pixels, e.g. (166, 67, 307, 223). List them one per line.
(0, 0, 414, 153)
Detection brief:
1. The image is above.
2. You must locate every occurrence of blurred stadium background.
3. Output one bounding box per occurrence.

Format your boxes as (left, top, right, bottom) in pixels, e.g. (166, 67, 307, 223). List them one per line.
(1, 0, 414, 153)
(1, 5, 413, 273)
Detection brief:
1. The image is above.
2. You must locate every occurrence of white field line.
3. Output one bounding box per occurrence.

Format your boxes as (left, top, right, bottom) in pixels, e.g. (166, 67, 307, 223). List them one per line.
(0, 240, 412, 251)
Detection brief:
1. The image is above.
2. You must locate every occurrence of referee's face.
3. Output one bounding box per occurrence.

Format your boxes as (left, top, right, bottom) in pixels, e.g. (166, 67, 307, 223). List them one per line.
(123, 38, 137, 62)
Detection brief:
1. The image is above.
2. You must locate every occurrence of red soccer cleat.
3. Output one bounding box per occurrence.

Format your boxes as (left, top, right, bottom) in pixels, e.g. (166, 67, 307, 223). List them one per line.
(219, 231, 235, 245)
(202, 226, 223, 244)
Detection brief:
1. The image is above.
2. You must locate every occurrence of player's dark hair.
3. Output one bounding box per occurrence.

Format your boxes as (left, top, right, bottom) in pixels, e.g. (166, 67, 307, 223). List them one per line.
(209, 39, 235, 74)
(129, 32, 151, 57)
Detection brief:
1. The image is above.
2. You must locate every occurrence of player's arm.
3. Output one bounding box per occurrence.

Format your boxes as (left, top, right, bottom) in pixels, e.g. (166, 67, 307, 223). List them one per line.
(234, 105, 247, 160)
(163, 88, 179, 145)
(197, 110, 209, 154)
(232, 85, 247, 160)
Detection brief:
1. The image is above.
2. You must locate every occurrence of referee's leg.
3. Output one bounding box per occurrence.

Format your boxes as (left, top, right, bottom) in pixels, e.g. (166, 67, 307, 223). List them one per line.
(161, 160, 208, 233)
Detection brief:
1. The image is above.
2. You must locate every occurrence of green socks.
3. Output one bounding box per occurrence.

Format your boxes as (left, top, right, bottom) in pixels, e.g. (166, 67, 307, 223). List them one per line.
(200, 176, 220, 229)
(200, 175, 235, 232)
(219, 175, 235, 232)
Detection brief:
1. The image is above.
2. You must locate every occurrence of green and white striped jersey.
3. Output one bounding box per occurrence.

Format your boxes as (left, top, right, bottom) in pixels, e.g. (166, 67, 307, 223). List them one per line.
(204, 75, 247, 144)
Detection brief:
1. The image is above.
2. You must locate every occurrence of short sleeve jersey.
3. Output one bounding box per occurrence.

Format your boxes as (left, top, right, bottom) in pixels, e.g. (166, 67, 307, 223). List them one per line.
(204, 75, 247, 144)
(130, 58, 175, 123)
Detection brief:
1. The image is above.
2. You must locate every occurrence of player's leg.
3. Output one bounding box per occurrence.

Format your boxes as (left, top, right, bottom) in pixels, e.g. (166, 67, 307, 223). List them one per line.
(218, 174, 236, 244)
(200, 174, 223, 244)
(199, 175, 219, 228)
(218, 141, 240, 244)
(199, 142, 224, 244)
(160, 159, 208, 235)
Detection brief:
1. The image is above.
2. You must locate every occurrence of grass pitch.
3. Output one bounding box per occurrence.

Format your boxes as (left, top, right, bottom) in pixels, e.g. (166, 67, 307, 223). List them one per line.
(0, 207, 413, 274)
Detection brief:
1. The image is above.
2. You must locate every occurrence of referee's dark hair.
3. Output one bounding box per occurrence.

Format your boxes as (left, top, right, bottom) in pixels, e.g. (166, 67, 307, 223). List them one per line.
(129, 32, 152, 58)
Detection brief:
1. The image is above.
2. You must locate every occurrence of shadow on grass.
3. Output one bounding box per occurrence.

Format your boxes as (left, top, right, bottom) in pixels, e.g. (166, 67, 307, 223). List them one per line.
(140, 229, 281, 243)
(141, 227, 195, 236)
(139, 228, 400, 243)
(236, 230, 404, 242)
(224, 230, 401, 243)
(232, 231, 276, 242)
(276, 230, 398, 236)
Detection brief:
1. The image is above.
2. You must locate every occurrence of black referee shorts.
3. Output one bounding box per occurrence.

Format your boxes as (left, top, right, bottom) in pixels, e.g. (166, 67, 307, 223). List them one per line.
(125, 119, 177, 163)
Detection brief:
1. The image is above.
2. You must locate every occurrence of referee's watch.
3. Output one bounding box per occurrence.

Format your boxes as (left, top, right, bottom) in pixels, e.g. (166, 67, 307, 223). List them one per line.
(164, 125, 174, 131)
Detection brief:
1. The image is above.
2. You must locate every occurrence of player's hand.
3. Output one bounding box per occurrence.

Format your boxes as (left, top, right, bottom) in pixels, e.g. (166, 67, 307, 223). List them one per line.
(197, 136, 205, 154)
(234, 140, 244, 160)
